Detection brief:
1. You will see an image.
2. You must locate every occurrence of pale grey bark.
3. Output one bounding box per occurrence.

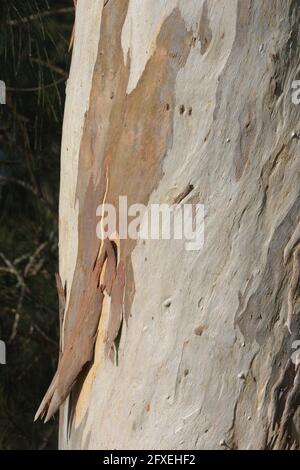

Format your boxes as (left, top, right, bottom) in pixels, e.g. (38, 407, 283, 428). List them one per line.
(59, 0, 300, 450)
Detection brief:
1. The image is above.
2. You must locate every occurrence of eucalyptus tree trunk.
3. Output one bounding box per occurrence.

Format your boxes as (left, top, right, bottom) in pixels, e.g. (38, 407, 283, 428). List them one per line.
(58, 0, 300, 450)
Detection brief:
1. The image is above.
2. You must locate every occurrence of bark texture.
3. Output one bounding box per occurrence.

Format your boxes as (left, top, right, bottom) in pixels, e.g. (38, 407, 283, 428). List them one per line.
(58, 0, 300, 449)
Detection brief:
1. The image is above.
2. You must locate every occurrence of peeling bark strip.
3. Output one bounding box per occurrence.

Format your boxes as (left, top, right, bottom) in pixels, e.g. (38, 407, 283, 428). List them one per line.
(268, 360, 300, 450)
(266, 221, 300, 449)
(286, 244, 300, 335)
(35, 259, 105, 422)
(35, 237, 118, 422)
(284, 220, 300, 265)
(257, 218, 300, 449)
(173, 183, 194, 204)
(104, 261, 125, 361)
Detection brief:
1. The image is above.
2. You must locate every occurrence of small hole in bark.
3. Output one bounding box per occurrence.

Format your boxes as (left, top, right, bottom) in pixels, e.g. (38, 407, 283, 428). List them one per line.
(166, 103, 170, 111)
(188, 107, 193, 116)
(179, 105, 185, 115)
(194, 325, 207, 336)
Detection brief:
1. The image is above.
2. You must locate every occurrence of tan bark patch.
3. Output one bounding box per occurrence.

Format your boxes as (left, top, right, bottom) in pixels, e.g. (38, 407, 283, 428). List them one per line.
(66, 4, 194, 428)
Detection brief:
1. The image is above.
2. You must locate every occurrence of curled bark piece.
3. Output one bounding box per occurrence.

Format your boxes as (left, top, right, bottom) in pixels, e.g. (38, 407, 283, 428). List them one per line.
(274, 365, 300, 450)
(286, 244, 300, 334)
(284, 220, 300, 265)
(173, 183, 194, 204)
(268, 359, 293, 433)
(34, 250, 106, 423)
(102, 240, 117, 296)
(105, 261, 125, 360)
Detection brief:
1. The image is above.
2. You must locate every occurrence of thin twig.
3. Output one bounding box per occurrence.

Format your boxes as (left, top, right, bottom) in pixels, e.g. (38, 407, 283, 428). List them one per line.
(38, 427, 55, 450)
(6, 76, 67, 92)
(17, 113, 40, 196)
(10, 309, 21, 342)
(24, 242, 48, 277)
(0, 175, 38, 196)
(5, 96, 40, 195)
(33, 323, 58, 348)
(0, 174, 56, 215)
(30, 57, 68, 77)
(0, 252, 28, 290)
(14, 253, 31, 265)
(0, 252, 28, 342)
(7, 7, 75, 26)
(0, 267, 14, 274)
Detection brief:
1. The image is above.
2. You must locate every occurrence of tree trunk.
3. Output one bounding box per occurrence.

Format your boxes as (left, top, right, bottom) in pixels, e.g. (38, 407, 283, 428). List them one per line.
(58, 0, 300, 450)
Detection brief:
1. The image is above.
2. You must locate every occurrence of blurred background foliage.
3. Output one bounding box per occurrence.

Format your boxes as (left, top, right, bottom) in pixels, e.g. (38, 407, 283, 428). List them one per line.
(0, 0, 74, 449)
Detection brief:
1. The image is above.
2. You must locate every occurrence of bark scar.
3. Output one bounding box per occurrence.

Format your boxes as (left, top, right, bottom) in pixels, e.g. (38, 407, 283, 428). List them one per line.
(34, 167, 122, 423)
(286, 244, 300, 335)
(284, 220, 300, 334)
(173, 183, 194, 204)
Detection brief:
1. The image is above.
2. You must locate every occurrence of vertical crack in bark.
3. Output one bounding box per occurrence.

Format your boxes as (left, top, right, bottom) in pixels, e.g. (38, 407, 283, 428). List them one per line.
(267, 221, 300, 449)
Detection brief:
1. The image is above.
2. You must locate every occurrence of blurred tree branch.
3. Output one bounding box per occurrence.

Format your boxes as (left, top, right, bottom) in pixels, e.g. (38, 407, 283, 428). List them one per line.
(7, 7, 75, 26)
(0, 0, 73, 450)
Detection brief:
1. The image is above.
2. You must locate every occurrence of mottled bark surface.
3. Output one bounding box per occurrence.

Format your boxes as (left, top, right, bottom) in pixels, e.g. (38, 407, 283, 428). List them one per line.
(58, 0, 300, 449)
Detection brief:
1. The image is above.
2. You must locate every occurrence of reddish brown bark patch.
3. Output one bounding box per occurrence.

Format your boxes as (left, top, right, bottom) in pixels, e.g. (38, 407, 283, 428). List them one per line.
(68, 6, 194, 354)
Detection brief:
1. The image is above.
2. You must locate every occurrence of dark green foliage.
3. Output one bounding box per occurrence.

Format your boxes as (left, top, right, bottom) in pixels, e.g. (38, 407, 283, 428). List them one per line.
(0, 0, 74, 449)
